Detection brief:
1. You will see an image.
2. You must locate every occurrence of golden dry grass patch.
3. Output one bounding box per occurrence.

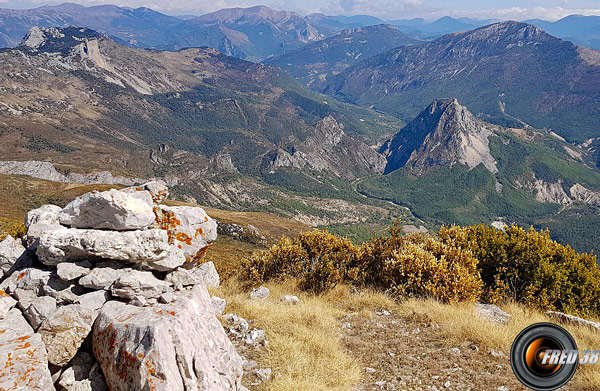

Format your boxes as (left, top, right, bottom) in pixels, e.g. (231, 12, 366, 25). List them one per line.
(399, 298, 600, 389)
(210, 281, 402, 391)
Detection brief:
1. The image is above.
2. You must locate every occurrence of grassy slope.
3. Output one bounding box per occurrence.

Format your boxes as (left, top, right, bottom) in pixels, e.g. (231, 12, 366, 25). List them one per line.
(215, 279, 599, 391)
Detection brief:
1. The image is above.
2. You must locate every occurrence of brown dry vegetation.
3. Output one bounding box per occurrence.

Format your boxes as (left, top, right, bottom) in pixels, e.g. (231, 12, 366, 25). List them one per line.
(215, 280, 600, 391)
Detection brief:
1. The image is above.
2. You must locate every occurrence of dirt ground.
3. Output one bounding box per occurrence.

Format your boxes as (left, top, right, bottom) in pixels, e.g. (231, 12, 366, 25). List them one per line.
(340, 309, 582, 391)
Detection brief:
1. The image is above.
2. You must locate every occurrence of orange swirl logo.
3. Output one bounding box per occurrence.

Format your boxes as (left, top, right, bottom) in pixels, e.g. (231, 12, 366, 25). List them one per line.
(510, 323, 579, 390)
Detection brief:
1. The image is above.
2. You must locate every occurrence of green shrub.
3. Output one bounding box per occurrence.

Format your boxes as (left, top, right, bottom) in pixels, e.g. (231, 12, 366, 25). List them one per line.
(378, 236, 482, 302)
(440, 224, 600, 316)
(242, 230, 359, 293)
(243, 223, 482, 301)
(0, 218, 26, 241)
(242, 221, 600, 315)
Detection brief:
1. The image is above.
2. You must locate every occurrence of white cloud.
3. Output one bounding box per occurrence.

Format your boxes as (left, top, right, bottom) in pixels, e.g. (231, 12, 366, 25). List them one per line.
(320, 0, 431, 19)
(440, 6, 600, 21)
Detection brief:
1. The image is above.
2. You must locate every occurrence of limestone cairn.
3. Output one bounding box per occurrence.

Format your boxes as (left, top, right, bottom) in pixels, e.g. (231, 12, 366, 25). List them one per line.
(0, 181, 243, 391)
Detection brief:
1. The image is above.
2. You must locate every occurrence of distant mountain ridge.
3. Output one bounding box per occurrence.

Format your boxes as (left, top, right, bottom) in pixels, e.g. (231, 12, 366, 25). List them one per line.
(0, 3, 409, 61)
(323, 21, 600, 143)
(265, 24, 421, 90)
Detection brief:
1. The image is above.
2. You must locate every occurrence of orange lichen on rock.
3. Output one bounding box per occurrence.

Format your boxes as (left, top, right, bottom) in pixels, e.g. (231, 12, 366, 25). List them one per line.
(194, 227, 203, 238)
(15, 342, 31, 350)
(152, 190, 169, 203)
(16, 272, 26, 280)
(183, 244, 213, 267)
(154, 207, 181, 244)
(8, 336, 30, 344)
(0, 290, 8, 297)
(175, 232, 192, 246)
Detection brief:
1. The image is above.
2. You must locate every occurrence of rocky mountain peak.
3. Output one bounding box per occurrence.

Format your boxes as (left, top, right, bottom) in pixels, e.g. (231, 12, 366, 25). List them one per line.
(453, 20, 554, 46)
(18, 26, 103, 55)
(314, 115, 345, 146)
(380, 99, 498, 175)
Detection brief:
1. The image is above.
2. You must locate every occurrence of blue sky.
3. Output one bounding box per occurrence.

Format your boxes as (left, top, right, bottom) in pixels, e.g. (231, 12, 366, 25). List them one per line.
(2, 0, 600, 21)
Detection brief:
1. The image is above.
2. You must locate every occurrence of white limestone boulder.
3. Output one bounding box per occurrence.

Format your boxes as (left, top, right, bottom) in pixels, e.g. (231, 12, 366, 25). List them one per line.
(0, 308, 55, 390)
(24, 204, 65, 248)
(57, 261, 92, 281)
(154, 205, 217, 267)
(24, 295, 57, 330)
(93, 285, 242, 391)
(57, 351, 108, 391)
(123, 181, 169, 204)
(38, 304, 94, 367)
(110, 270, 170, 300)
(36, 228, 185, 269)
(58, 189, 155, 231)
(0, 289, 16, 319)
(25, 204, 62, 228)
(0, 235, 25, 277)
(78, 261, 130, 290)
(0, 267, 52, 294)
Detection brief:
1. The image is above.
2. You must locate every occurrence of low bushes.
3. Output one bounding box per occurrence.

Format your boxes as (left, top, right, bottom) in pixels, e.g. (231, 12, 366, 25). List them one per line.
(440, 224, 600, 316)
(242, 221, 600, 316)
(0, 218, 26, 241)
(242, 223, 482, 302)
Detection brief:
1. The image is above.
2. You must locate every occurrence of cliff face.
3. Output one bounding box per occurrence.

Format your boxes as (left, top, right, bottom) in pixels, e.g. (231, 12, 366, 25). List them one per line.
(267, 115, 387, 179)
(380, 99, 497, 175)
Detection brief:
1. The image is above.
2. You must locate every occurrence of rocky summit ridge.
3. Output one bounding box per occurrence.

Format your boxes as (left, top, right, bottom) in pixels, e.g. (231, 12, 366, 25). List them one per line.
(0, 181, 247, 390)
(380, 98, 497, 175)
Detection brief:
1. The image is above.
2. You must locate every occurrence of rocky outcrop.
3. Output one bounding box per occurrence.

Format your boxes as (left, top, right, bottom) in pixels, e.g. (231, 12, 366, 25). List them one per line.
(94, 285, 242, 391)
(0, 160, 143, 186)
(569, 183, 600, 207)
(0, 308, 55, 390)
(265, 115, 387, 180)
(546, 311, 600, 331)
(0, 182, 243, 390)
(515, 178, 571, 205)
(380, 99, 498, 175)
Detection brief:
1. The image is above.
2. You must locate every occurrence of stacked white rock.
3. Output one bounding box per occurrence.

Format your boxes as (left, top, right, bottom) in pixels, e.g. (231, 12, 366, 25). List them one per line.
(0, 181, 243, 391)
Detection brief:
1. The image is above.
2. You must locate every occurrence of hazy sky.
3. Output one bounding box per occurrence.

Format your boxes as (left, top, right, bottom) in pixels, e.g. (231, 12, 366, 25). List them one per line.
(2, 0, 600, 21)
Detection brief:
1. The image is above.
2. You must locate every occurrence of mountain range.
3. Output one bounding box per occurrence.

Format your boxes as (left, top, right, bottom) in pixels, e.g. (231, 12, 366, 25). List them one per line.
(2, 9, 600, 252)
(265, 24, 421, 90)
(0, 3, 408, 61)
(2, 3, 600, 61)
(323, 21, 600, 143)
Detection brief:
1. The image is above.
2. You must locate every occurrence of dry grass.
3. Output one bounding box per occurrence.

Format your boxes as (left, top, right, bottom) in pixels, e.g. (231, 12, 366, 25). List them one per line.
(212, 278, 600, 391)
(211, 281, 395, 391)
(399, 298, 600, 390)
